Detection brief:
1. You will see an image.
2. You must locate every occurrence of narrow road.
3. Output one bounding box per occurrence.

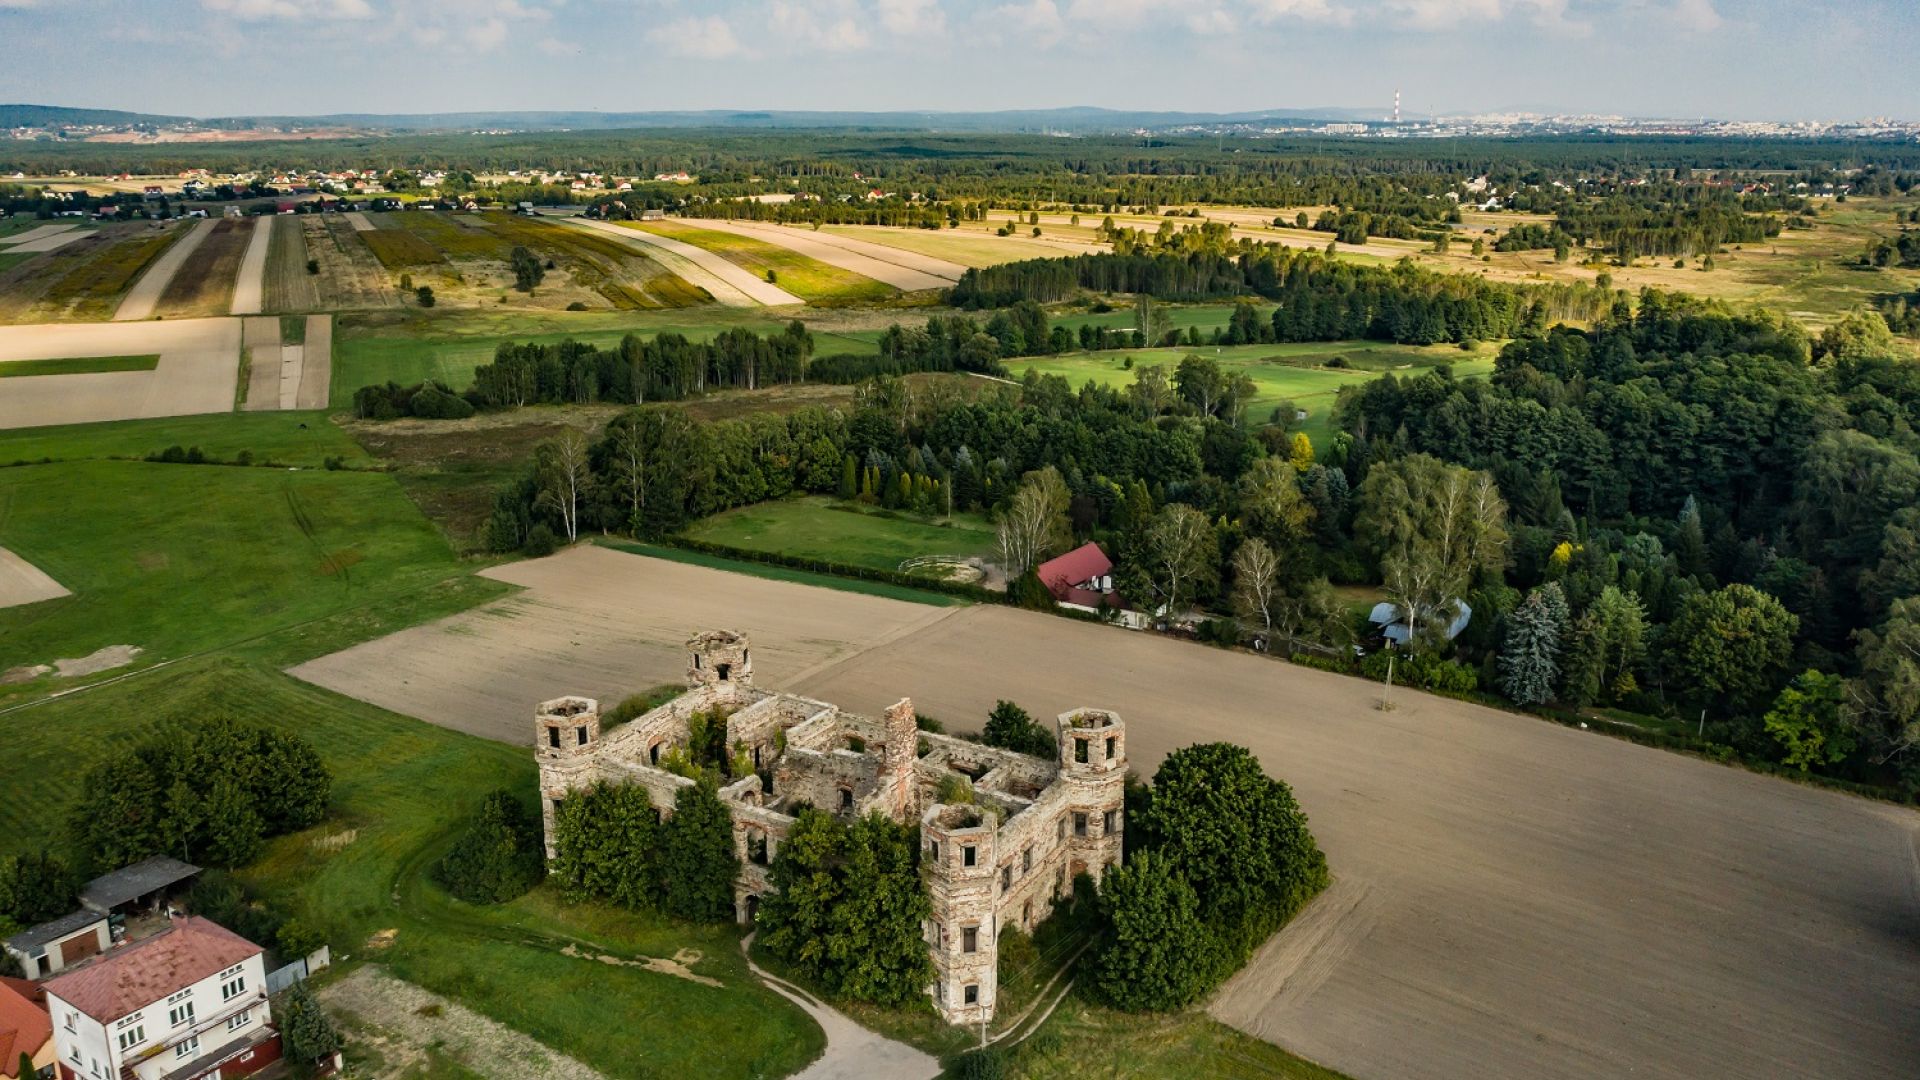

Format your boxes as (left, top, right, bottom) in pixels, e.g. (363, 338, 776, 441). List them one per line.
(562, 217, 803, 307)
(229, 215, 274, 315)
(114, 219, 213, 321)
(740, 934, 942, 1080)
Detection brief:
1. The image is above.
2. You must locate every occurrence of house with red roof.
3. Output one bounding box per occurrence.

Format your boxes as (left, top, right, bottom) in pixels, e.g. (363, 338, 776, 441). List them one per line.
(0, 975, 53, 1079)
(1037, 542, 1121, 609)
(42, 918, 278, 1080)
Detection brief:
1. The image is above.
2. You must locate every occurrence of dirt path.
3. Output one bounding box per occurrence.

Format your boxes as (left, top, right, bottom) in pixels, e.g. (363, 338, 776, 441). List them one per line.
(298, 314, 331, 409)
(6, 230, 90, 254)
(682, 218, 958, 289)
(563, 218, 802, 307)
(319, 966, 608, 1080)
(229, 214, 274, 315)
(740, 934, 940, 1080)
(240, 315, 281, 411)
(114, 218, 214, 321)
(0, 547, 69, 609)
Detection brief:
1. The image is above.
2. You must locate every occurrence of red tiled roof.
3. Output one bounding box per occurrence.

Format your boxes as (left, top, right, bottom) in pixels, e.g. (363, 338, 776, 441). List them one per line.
(1036, 542, 1113, 602)
(43, 918, 261, 1025)
(0, 977, 50, 1078)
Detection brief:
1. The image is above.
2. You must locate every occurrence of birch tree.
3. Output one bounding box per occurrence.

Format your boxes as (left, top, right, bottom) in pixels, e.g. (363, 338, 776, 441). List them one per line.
(1143, 504, 1217, 617)
(996, 466, 1070, 579)
(1230, 539, 1281, 641)
(535, 429, 591, 544)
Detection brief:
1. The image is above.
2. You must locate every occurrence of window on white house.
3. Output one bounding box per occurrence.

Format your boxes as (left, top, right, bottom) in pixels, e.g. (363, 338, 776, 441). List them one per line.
(227, 1009, 253, 1033)
(166, 988, 191, 1005)
(115, 1027, 144, 1052)
(221, 976, 246, 1001)
(168, 1001, 195, 1027)
(63, 1012, 76, 1033)
(174, 1036, 199, 1060)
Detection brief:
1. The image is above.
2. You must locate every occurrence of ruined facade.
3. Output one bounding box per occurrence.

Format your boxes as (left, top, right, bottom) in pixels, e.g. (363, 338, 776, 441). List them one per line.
(535, 629, 1127, 1025)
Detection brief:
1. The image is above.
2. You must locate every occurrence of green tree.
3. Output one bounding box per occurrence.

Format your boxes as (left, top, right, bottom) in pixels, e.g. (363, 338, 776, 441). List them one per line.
(278, 980, 343, 1071)
(982, 700, 1054, 758)
(1236, 457, 1314, 555)
(1667, 584, 1799, 717)
(1763, 671, 1854, 772)
(1087, 851, 1216, 1012)
(1133, 743, 1327, 956)
(1138, 503, 1217, 616)
(550, 781, 660, 909)
(0, 849, 78, 927)
(1847, 597, 1920, 781)
(1499, 583, 1567, 706)
(658, 779, 739, 922)
(510, 245, 545, 292)
(415, 285, 435, 307)
(436, 790, 546, 905)
(759, 810, 934, 1006)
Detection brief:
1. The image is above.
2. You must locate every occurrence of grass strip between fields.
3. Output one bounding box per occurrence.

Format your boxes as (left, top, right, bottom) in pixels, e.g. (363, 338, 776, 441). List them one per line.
(599, 538, 972, 607)
(0, 354, 160, 378)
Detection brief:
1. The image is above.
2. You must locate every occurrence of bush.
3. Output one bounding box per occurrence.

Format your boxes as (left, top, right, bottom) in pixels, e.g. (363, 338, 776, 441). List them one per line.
(952, 1047, 1007, 1080)
(1009, 570, 1055, 611)
(1087, 850, 1217, 1011)
(278, 981, 342, 1072)
(435, 790, 546, 905)
(523, 523, 559, 557)
(982, 700, 1054, 758)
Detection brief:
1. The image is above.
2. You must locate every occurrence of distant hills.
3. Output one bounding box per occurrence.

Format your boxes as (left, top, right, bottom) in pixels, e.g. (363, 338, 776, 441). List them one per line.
(0, 103, 1395, 136)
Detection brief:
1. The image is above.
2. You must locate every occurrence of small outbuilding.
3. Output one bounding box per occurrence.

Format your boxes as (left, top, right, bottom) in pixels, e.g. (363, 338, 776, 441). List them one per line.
(1368, 600, 1472, 646)
(78, 855, 201, 919)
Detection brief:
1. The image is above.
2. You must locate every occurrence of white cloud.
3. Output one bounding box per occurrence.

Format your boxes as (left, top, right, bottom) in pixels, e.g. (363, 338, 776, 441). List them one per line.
(646, 14, 746, 58)
(986, 0, 1066, 46)
(771, 0, 872, 51)
(1244, 0, 1350, 23)
(1186, 7, 1237, 34)
(877, 0, 946, 36)
(200, 0, 372, 19)
(1670, 0, 1722, 32)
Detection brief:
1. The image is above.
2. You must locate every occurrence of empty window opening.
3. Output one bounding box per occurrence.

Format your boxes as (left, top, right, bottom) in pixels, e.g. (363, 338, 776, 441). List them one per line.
(1074, 812, 1088, 838)
(838, 787, 854, 812)
(1105, 736, 1116, 760)
(717, 663, 732, 681)
(576, 725, 588, 746)
(1074, 739, 1089, 764)
(962, 926, 978, 953)
(963, 845, 977, 867)
(1104, 810, 1118, 834)
(1000, 866, 1011, 892)
(964, 984, 979, 1005)
(546, 727, 560, 749)
(649, 742, 661, 765)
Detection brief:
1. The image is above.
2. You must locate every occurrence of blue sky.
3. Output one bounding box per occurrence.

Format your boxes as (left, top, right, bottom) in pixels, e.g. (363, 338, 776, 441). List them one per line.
(0, 0, 1912, 121)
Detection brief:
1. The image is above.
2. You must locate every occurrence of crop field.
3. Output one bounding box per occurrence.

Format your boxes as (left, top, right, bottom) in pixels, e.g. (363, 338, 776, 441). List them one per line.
(0, 318, 240, 429)
(818, 224, 1083, 268)
(264, 210, 321, 312)
(631, 220, 893, 304)
(0, 222, 185, 322)
(329, 307, 871, 405)
(0, 353, 157, 377)
(679, 496, 998, 573)
(1017, 339, 1500, 448)
(154, 217, 252, 317)
(360, 225, 445, 269)
(302, 216, 400, 311)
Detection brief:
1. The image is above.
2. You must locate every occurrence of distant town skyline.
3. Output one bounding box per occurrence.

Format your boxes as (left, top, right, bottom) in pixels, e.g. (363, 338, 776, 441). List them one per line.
(0, 0, 1914, 123)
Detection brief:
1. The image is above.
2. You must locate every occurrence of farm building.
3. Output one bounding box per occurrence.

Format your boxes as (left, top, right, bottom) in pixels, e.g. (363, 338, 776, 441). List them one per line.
(1368, 599, 1472, 645)
(536, 630, 1128, 1025)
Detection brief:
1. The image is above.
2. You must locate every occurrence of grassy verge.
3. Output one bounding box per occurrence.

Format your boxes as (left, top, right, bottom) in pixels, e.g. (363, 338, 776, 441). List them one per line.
(999, 996, 1350, 1079)
(600, 539, 970, 607)
(0, 354, 159, 377)
(680, 496, 997, 574)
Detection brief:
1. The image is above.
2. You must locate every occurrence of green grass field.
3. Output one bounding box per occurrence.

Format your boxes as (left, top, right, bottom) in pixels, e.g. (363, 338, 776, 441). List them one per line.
(1016, 340, 1499, 449)
(331, 308, 879, 406)
(680, 496, 997, 573)
(629, 220, 898, 305)
(604, 539, 969, 607)
(0, 354, 158, 378)
(0, 410, 366, 467)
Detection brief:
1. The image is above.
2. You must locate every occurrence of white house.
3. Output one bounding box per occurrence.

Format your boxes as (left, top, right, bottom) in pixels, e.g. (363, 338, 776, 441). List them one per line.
(43, 918, 278, 1080)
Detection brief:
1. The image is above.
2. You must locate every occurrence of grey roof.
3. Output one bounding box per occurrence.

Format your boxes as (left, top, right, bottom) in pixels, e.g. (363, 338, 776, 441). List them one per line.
(3, 908, 105, 955)
(79, 856, 201, 913)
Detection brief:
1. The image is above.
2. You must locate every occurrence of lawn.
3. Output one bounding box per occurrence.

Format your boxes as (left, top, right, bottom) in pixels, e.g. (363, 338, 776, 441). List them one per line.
(0, 354, 158, 377)
(0, 657, 826, 1080)
(0, 455, 469, 679)
(680, 496, 997, 574)
(1015, 340, 1499, 450)
(629, 220, 898, 305)
(0, 410, 366, 467)
(602, 539, 970, 607)
(331, 307, 874, 406)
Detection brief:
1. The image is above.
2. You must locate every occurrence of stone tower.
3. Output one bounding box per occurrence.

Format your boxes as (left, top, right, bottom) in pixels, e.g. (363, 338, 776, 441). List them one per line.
(688, 629, 752, 703)
(535, 695, 600, 858)
(1056, 707, 1127, 883)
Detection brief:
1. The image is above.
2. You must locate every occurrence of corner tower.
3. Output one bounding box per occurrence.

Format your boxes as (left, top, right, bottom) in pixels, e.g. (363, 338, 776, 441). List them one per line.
(1056, 707, 1127, 883)
(688, 629, 752, 702)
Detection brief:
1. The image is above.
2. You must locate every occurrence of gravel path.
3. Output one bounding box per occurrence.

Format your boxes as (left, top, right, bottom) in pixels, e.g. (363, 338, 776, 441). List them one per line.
(114, 219, 213, 321)
(681, 218, 958, 290)
(0, 547, 69, 609)
(562, 218, 802, 307)
(229, 215, 273, 315)
(320, 966, 608, 1080)
(741, 934, 940, 1080)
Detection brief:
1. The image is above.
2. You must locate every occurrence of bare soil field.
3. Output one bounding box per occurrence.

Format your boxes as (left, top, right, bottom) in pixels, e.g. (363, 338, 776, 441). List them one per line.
(263, 214, 319, 313)
(288, 545, 957, 737)
(3, 229, 90, 255)
(229, 215, 274, 315)
(680, 218, 958, 290)
(114, 218, 214, 321)
(569, 219, 801, 307)
(299, 550, 1920, 1080)
(239, 315, 281, 410)
(0, 318, 241, 428)
(154, 218, 253, 318)
(0, 547, 70, 609)
(299, 314, 331, 409)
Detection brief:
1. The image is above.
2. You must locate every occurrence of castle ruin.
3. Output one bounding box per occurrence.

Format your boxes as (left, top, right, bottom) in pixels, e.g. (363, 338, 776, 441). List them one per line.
(534, 629, 1127, 1025)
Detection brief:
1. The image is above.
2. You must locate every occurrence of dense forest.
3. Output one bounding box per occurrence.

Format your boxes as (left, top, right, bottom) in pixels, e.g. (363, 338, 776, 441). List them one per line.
(470, 296, 1919, 799)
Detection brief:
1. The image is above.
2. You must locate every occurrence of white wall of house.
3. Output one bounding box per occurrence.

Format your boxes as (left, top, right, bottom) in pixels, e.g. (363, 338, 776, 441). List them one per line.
(49, 952, 271, 1080)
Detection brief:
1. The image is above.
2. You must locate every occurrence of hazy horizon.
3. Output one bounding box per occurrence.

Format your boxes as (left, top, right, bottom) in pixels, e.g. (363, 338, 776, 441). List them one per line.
(0, 0, 1914, 124)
